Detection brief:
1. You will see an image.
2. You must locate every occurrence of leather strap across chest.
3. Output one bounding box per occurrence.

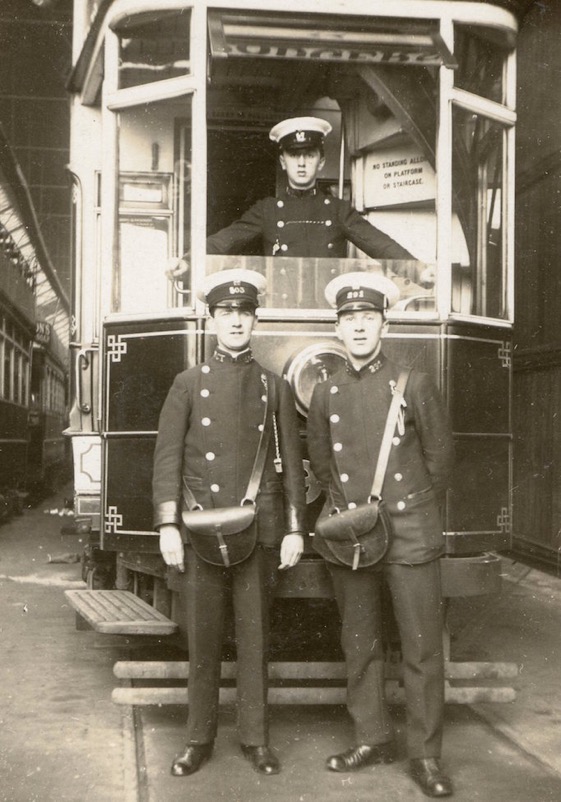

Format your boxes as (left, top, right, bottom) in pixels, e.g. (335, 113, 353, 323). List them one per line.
(331, 369, 410, 503)
(183, 373, 276, 510)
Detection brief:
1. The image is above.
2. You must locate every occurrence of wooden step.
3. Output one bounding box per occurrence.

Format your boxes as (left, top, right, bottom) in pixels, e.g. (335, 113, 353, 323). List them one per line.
(64, 590, 178, 635)
(113, 659, 519, 682)
(110, 659, 518, 706)
(111, 683, 516, 706)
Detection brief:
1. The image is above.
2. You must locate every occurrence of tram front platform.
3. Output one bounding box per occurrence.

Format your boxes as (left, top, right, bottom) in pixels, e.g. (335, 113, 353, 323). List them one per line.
(1, 486, 561, 801)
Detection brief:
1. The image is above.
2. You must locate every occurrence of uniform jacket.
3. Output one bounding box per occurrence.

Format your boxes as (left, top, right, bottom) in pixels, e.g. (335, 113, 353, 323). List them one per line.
(153, 348, 307, 547)
(306, 353, 454, 564)
(206, 186, 414, 259)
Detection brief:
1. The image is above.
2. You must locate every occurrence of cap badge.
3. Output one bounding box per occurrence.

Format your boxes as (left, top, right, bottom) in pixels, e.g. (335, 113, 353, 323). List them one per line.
(295, 130, 306, 142)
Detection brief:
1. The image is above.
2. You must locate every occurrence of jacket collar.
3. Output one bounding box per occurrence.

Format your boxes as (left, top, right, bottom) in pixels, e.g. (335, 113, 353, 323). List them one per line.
(212, 347, 254, 364)
(284, 185, 318, 199)
(344, 351, 386, 378)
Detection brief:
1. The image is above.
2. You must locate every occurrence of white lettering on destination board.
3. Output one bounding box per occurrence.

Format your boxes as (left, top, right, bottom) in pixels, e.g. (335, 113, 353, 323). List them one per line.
(228, 43, 441, 66)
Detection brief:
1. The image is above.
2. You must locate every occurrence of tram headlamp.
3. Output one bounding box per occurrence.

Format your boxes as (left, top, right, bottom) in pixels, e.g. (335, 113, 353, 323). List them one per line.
(283, 342, 347, 417)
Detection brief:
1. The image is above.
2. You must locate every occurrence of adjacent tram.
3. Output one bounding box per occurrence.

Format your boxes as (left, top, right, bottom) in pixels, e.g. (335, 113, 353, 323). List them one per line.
(0, 126, 70, 515)
(66, 1, 523, 621)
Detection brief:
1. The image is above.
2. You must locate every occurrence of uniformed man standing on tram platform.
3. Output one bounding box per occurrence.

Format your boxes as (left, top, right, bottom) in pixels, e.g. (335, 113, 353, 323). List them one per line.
(306, 271, 455, 797)
(207, 116, 415, 259)
(152, 269, 307, 778)
(168, 116, 415, 272)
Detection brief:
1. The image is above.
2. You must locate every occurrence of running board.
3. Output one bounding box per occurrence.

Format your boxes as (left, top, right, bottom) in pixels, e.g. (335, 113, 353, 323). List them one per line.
(64, 590, 178, 635)
(111, 659, 518, 706)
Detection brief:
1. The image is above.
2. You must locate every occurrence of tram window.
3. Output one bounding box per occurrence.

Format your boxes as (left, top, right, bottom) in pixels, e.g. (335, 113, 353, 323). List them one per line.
(4, 341, 13, 401)
(113, 9, 191, 90)
(114, 96, 192, 313)
(205, 255, 432, 312)
(454, 25, 511, 105)
(452, 107, 506, 319)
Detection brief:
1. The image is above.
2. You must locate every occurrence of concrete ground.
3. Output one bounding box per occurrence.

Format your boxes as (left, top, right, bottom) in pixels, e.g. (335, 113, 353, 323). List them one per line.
(1, 486, 561, 801)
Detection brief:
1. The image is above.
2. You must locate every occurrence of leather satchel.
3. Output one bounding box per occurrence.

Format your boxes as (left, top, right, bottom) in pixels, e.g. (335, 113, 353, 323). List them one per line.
(315, 370, 409, 570)
(182, 504, 257, 568)
(181, 373, 275, 567)
(315, 497, 392, 571)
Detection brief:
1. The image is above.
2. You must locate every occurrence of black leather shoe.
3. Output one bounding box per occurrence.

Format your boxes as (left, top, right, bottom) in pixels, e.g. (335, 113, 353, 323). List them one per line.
(410, 758, 453, 797)
(170, 743, 213, 776)
(241, 744, 280, 775)
(326, 742, 396, 772)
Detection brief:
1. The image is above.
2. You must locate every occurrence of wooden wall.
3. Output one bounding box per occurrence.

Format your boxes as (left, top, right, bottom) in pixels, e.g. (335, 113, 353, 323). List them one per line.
(513, 0, 561, 564)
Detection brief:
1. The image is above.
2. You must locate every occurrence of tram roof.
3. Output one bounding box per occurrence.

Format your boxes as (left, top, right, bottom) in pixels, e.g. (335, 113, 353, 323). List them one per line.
(68, 0, 531, 96)
(0, 124, 70, 351)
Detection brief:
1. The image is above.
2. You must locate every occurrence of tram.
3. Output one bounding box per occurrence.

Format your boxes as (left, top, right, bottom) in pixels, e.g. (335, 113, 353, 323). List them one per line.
(0, 125, 70, 516)
(66, 0, 524, 616)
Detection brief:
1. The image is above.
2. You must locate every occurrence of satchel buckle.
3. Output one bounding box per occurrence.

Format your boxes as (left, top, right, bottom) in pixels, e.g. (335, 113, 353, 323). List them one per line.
(217, 533, 231, 568)
(352, 542, 361, 571)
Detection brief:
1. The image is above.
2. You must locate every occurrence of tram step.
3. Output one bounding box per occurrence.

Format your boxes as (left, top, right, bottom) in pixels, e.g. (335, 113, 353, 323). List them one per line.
(113, 659, 519, 681)
(111, 659, 518, 706)
(64, 590, 178, 635)
(111, 684, 516, 706)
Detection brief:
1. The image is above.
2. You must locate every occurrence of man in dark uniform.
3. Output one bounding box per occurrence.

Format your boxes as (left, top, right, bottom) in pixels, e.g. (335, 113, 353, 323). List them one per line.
(153, 269, 306, 778)
(207, 116, 414, 259)
(168, 116, 414, 277)
(306, 272, 454, 797)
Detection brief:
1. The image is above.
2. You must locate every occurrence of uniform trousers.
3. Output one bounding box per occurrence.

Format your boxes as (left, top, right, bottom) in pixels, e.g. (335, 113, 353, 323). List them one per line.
(179, 545, 277, 746)
(328, 558, 445, 758)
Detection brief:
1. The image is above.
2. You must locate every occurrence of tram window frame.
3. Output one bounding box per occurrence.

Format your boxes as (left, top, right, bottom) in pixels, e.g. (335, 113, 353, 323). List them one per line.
(99, 5, 199, 317)
(111, 8, 192, 91)
(447, 79, 515, 324)
(112, 97, 192, 315)
(454, 23, 513, 106)
(0, 314, 31, 407)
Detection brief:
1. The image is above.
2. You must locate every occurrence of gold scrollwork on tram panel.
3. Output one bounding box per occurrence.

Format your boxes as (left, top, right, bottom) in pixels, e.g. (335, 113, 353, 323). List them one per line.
(107, 334, 128, 363)
(496, 507, 511, 534)
(104, 506, 124, 535)
(498, 342, 511, 369)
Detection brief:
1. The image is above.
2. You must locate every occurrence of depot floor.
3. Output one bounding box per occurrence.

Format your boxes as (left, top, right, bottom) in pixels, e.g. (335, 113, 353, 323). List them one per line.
(1, 487, 561, 802)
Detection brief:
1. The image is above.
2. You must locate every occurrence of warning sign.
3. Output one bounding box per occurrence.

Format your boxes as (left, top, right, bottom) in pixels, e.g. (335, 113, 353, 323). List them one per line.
(364, 145, 436, 208)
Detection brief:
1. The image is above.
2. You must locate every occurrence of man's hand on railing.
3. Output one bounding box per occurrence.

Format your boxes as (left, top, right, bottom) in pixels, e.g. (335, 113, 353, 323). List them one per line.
(165, 256, 190, 281)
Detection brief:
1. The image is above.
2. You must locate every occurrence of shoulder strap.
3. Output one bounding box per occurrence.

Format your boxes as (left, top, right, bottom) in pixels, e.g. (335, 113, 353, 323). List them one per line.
(370, 369, 410, 500)
(244, 373, 275, 503)
(182, 371, 275, 511)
